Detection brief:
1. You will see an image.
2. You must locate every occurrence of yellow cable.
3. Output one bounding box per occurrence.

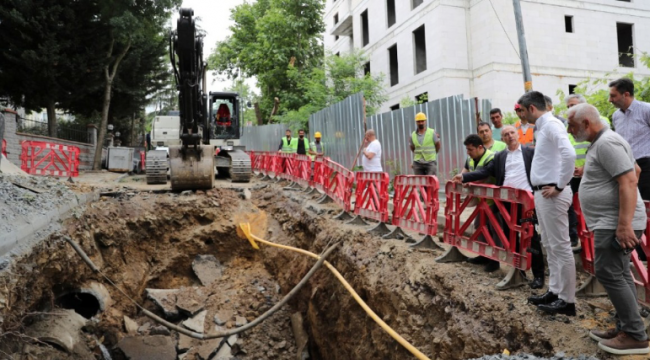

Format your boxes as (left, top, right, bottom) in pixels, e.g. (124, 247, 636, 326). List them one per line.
(239, 223, 431, 360)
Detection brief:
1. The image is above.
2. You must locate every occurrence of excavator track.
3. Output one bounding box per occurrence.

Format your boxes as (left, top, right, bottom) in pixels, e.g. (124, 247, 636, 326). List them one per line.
(229, 149, 251, 182)
(145, 150, 168, 185)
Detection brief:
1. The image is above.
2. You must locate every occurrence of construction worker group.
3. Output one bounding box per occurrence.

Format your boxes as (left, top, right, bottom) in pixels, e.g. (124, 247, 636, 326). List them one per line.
(277, 77, 650, 356)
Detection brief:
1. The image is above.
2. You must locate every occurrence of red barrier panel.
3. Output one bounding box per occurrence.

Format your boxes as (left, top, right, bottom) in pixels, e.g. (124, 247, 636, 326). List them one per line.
(573, 194, 595, 275)
(311, 156, 328, 192)
(631, 201, 650, 307)
(265, 153, 279, 178)
(353, 172, 390, 222)
(20, 141, 80, 177)
(277, 153, 295, 180)
(391, 175, 440, 236)
(292, 154, 312, 187)
(443, 182, 535, 270)
(323, 159, 353, 212)
(252, 151, 266, 173)
(2, 139, 6, 157)
(248, 151, 256, 171)
(140, 151, 145, 171)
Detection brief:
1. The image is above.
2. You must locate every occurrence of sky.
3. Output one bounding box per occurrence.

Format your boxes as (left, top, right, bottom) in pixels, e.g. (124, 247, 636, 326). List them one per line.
(171, 0, 257, 93)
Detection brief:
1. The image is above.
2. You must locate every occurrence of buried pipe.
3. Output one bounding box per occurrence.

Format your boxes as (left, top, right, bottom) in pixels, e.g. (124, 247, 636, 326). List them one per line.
(62, 235, 339, 340)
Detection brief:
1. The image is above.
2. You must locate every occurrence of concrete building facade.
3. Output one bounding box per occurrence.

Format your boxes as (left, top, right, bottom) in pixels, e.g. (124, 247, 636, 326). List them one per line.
(325, 0, 650, 113)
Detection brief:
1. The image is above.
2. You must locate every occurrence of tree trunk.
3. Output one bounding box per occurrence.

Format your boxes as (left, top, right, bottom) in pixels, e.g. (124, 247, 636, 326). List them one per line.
(130, 113, 136, 146)
(47, 101, 57, 138)
(254, 102, 263, 125)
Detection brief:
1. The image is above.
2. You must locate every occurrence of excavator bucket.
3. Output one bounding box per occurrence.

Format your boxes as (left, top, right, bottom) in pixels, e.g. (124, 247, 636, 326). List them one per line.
(169, 144, 215, 191)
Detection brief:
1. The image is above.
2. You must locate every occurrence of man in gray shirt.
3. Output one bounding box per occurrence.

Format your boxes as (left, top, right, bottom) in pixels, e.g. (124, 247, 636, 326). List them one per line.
(568, 103, 648, 356)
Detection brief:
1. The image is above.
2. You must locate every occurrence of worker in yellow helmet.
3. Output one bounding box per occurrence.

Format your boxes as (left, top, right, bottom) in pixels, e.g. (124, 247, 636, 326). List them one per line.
(409, 112, 441, 175)
(308, 131, 325, 161)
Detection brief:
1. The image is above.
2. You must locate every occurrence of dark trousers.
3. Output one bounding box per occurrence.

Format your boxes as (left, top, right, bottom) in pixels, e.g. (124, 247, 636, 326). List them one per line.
(498, 202, 545, 279)
(567, 177, 581, 242)
(637, 157, 650, 201)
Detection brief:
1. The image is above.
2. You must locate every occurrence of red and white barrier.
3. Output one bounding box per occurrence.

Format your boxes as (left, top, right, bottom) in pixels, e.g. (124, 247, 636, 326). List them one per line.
(20, 141, 80, 177)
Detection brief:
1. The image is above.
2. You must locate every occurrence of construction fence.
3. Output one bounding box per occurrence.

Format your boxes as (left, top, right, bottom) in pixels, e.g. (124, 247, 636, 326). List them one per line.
(241, 93, 492, 187)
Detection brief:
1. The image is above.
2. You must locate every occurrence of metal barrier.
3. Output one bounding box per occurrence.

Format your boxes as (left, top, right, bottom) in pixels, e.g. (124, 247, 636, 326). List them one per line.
(20, 140, 80, 177)
(383, 176, 441, 248)
(319, 159, 353, 213)
(310, 156, 328, 193)
(438, 182, 535, 289)
(1, 139, 6, 157)
(252, 151, 267, 174)
(346, 172, 390, 234)
(276, 153, 295, 181)
(633, 201, 650, 307)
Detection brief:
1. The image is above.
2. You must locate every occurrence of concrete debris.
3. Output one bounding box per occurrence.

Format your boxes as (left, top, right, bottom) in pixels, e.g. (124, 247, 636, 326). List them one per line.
(195, 337, 222, 360)
(469, 354, 600, 360)
(192, 254, 223, 286)
(24, 309, 87, 353)
(182, 309, 207, 333)
(150, 325, 171, 336)
(181, 190, 193, 196)
(138, 322, 152, 334)
(123, 316, 138, 335)
(213, 309, 233, 326)
(176, 287, 206, 316)
(145, 289, 180, 318)
(0, 154, 28, 176)
(117, 335, 176, 360)
(235, 316, 248, 327)
(177, 333, 195, 352)
(213, 335, 238, 359)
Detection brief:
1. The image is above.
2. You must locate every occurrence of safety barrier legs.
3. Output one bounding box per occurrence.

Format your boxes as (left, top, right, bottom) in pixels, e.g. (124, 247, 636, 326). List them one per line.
(576, 276, 608, 297)
(408, 234, 444, 250)
(495, 268, 528, 290)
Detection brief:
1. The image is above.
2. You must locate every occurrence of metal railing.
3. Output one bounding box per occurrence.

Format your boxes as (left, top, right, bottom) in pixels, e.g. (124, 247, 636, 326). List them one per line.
(17, 117, 91, 144)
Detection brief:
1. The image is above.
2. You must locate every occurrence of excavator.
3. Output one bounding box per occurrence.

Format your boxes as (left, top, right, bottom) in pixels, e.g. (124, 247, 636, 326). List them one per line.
(146, 8, 250, 189)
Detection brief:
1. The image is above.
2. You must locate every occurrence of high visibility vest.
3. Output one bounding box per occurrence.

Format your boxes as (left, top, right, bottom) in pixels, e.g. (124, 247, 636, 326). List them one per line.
(515, 121, 535, 147)
(488, 140, 507, 152)
(567, 127, 589, 168)
(309, 141, 325, 161)
(468, 149, 496, 205)
(281, 137, 298, 153)
(412, 128, 437, 162)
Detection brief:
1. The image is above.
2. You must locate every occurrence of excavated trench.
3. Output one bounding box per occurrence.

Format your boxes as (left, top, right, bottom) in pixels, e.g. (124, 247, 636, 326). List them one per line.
(0, 182, 625, 359)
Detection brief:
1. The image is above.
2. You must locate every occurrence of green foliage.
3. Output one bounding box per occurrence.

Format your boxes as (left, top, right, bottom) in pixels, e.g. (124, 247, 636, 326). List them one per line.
(224, 79, 260, 126)
(501, 111, 519, 125)
(275, 51, 387, 129)
(554, 53, 650, 120)
(208, 0, 325, 120)
(399, 93, 428, 108)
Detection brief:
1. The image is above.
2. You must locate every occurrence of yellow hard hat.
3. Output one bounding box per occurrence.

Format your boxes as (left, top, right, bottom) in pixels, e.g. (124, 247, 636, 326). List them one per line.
(315, 131, 322, 138)
(415, 112, 427, 121)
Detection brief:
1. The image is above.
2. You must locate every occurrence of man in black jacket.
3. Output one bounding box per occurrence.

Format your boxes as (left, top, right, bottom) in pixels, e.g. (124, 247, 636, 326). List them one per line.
(452, 125, 545, 288)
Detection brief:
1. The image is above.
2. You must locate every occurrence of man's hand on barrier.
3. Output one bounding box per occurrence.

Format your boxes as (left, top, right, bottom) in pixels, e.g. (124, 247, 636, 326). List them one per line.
(452, 174, 463, 184)
(541, 186, 561, 199)
(616, 225, 640, 250)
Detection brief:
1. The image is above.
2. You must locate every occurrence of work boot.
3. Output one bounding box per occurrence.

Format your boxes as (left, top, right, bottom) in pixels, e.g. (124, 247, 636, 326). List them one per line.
(538, 299, 576, 316)
(484, 260, 500, 273)
(527, 291, 558, 305)
(467, 256, 489, 265)
(589, 328, 619, 342)
(529, 277, 544, 290)
(598, 332, 650, 355)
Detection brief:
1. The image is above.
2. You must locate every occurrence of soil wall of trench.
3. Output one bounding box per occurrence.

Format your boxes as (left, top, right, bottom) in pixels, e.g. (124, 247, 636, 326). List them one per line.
(251, 186, 610, 360)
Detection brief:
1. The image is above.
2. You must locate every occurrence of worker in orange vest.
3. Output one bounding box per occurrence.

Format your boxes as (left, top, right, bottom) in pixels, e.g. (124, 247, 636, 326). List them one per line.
(514, 103, 535, 147)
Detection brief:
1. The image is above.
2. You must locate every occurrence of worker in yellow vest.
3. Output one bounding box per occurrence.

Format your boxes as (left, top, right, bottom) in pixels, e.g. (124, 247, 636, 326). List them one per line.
(278, 129, 298, 153)
(308, 132, 325, 161)
(477, 121, 507, 152)
(409, 112, 441, 176)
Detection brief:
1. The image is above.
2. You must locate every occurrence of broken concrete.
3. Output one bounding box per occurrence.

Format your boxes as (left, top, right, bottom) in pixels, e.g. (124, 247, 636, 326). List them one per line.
(123, 315, 138, 335)
(235, 316, 247, 327)
(176, 286, 206, 316)
(182, 309, 207, 333)
(191, 254, 223, 286)
(24, 309, 87, 353)
(117, 335, 176, 360)
(195, 337, 223, 360)
(145, 288, 180, 318)
(213, 309, 233, 326)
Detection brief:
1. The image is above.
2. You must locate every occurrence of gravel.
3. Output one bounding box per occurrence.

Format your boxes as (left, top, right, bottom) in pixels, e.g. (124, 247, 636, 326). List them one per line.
(469, 354, 600, 360)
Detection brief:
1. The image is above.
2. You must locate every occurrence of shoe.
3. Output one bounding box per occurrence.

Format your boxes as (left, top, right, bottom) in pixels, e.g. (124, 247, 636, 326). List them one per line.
(570, 236, 579, 247)
(589, 328, 619, 342)
(528, 291, 558, 305)
(529, 277, 544, 289)
(467, 256, 489, 265)
(598, 332, 650, 355)
(484, 260, 500, 273)
(538, 299, 576, 316)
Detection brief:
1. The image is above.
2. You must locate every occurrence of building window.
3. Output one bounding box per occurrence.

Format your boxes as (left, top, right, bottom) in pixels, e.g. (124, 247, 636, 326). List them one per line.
(361, 10, 369, 47)
(413, 25, 427, 74)
(387, 0, 396, 28)
(335, 52, 340, 57)
(617, 22, 634, 68)
(334, 13, 339, 41)
(415, 92, 428, 103)
(569, 85, 577, 94)
(412, 0, 424, 9)
(363, 62, 370, 76)
(565, 16, 573, 33)
(390, 104, 400, 111)
(388, 44, 399, 86)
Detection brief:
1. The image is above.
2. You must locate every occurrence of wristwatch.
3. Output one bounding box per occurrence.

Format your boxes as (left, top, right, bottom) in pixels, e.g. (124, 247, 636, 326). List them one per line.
(554, 185, 564, 192)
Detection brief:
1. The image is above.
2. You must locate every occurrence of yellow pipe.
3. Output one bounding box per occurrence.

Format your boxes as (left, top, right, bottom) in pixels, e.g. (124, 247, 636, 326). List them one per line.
(239, 223, 431, 360)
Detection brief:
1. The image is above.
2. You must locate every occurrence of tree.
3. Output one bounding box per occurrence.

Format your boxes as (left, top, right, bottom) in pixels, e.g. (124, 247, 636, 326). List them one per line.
(275, 51, 388, 129)
(224, 79, 260, 126)
(0, 0, 104, 137)
(208, 0, 325, 121)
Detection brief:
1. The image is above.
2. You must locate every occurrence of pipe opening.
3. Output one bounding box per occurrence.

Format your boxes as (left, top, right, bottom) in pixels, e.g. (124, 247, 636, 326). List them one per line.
(56, 292, 101, 319)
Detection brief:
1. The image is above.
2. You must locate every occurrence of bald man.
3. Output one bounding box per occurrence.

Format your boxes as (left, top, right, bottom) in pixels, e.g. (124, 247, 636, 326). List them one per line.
(362, 129, 382, 172)
(567, 103, 648, 355)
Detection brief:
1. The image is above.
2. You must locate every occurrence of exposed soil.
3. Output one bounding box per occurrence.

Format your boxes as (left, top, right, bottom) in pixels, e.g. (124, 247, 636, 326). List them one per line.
(0, 175, 648, 360)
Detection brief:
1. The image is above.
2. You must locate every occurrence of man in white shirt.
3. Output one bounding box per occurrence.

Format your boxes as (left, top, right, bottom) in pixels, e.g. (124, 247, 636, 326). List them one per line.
(362, 129, 382, 172)
(517, 91, 577, 316)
